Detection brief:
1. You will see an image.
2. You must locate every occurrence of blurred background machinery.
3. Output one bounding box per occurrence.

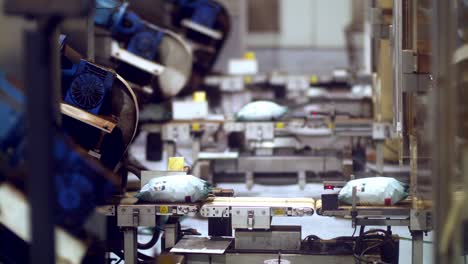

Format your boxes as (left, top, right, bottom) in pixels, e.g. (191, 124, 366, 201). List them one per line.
(0, 0, 467, 263)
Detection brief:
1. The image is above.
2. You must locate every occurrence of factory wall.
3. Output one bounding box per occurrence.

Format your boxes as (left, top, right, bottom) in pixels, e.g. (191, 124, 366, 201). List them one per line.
(246, 0, 352, 48)
(214, 0, 357, 74)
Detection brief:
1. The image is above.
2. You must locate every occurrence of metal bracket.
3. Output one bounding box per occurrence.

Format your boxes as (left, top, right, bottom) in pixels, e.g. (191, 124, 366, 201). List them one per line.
(181, 19, 222, 40)
(223, 122, 245, 133)
(96, 205, 115, 216)
(369, 8, 391, 39)
(156, 204, 199, 216)
(402, 74, 432, 93)
(162, 123, 191, 141)
(245, 123, 274, 141)
(231, 207, 271, 230)
(247, 210, 255, 230)
(286, 76, 309, 91)
(117, 205, 156, 227)
(372, 122, 391, 140)
(410, 209, 432, 231)
(220, 77, 244, 92)
(402, 50, 418, 73)
(200, 206, 230, 218)
(372, 24, 392, 39)
(110, 41, 165, 76)
(401, 50, 432, 92)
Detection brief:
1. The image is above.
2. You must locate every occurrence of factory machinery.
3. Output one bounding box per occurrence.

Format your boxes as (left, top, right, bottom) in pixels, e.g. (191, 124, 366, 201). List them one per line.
(1, 0, 466, 263)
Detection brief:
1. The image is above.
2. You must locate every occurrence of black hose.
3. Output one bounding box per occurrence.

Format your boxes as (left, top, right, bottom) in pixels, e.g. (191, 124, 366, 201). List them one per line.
(137, 228, 160, 250)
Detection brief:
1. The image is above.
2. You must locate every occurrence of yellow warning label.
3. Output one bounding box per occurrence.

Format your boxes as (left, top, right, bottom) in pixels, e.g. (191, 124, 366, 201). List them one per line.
(243, 51, 256, 60)
(275, 122, 285, 129)
(168, 157, 185, 171)
(310, 75, 318, 84)
(159, 206, 169, 214)
(273, 208, 285, 215)
(193, 91, 206, 102)
(192, 123, 201, 131)
(244, 76, 253, 84)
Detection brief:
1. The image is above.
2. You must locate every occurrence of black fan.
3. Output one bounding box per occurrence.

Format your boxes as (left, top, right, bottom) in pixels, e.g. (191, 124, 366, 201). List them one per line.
(69, 73, 106, 110)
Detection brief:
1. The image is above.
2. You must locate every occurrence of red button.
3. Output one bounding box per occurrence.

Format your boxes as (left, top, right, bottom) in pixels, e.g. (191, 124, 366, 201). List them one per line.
(384, 198, 391, 206)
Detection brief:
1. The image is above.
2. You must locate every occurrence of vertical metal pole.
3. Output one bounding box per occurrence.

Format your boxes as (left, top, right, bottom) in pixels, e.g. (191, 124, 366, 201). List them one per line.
(411, 231, 424, 264)
(192, 136, 201, 162)
(297, 171, 306, 190)
(123, 227, 138, 264)
(245, 171, 254, 190)
(25, 17, 61, 264)
(392, 0, 403, 135)
(431, 0, 456, 263)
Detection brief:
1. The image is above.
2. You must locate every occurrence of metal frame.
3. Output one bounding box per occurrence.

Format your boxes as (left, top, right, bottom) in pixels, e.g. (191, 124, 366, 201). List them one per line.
(431, 0, 457, 263)
(3, 2, 94, 262)
(23, 20, 62, 264)
(115, 197, 314, 264)
(110, 41, 165, 76)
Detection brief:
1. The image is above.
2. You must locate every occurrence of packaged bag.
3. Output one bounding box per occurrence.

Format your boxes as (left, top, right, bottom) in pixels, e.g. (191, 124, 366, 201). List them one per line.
(236, 101, 287, 121)
(338, 177, 409, 206)
(136, 175, 211, 203)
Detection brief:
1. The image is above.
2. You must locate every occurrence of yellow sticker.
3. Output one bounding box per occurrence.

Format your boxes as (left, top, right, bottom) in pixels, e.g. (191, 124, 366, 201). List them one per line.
(168, 157, 185, 171)
(159, 206, 169, 214)
(275, 122, 285, 129)
(192, 123, 201, 131)
(244, 76, 253, 84)
(193, 91, 206, 102)
(310, 75, 318, 84)
(273, 208, 285, 215)
(243, 51, 256, 60)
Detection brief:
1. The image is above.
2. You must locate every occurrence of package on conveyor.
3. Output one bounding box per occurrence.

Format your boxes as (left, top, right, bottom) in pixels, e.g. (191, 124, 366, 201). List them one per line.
(135, 175, 212, 203)
(236, 100, 287, 121)
(338, 177, 409, 206)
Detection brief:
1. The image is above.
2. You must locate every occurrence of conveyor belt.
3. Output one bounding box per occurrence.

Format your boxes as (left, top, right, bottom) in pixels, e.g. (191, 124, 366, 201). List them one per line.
(204, 197, 315, 208)
(201, 197, 315, 217)
(315, 198, 433, 218)
(101, 196, 315, 217)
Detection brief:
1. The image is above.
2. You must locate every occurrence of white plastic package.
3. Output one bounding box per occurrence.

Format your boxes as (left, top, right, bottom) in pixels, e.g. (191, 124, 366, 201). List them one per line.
(236, 101, 287, 121)
(135, 175, 211, 203)
(338, 177, 408, 206)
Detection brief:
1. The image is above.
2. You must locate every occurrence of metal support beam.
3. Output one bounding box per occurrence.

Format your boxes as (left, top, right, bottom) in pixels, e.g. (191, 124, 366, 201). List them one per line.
(411, 231, 424, 264)
(192, 136, 201, 162)
(25, 18, 61, 264)
(123, 227, 138, 264)
(431, 0, 456, 263)
(355, 218, 409, 227)
(245, 171, 254, 190)
(297, 171, 306, 190)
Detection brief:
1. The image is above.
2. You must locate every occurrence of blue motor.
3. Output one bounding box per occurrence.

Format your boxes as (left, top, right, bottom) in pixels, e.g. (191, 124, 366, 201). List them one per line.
(0, 71, 116, 234)
(95, 1, 165, 61)
(127, 30, 164, 60)
(62, 59, 115, 115)
(177, 0, 221, 29)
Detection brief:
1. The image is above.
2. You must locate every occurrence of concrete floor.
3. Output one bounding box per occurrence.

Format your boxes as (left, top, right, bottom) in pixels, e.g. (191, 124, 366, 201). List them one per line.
(129, 132, 434, 263)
